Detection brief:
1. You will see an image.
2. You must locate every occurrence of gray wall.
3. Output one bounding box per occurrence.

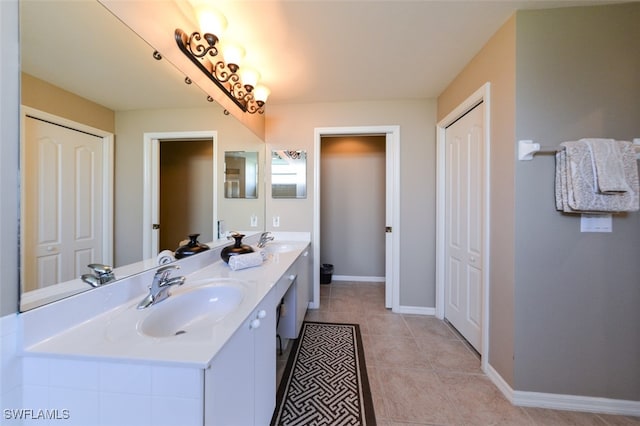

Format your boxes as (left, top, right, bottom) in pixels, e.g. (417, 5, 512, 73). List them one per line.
(320, 136, 386, 278)
(514, 3, 640, 399)
(0, 0, 20, 316)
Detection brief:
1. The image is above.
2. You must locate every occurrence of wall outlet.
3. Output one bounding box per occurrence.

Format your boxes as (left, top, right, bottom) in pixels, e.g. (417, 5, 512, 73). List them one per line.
(217, 220, 226, 239)
(273, 216, 280, 227)
(250, 214, 258, 227)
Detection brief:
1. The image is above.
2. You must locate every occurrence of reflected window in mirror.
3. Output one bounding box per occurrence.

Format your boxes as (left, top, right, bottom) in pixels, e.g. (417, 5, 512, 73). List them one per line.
(271, 150, 307, 199)
(224, 151, 259, 199)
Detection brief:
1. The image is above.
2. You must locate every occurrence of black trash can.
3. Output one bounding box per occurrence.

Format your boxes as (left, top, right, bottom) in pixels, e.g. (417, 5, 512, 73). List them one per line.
(320, 263, 334, 284)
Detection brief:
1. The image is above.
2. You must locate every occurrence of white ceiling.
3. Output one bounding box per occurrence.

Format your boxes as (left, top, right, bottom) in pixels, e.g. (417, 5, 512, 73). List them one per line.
(20, 0, 619, 111)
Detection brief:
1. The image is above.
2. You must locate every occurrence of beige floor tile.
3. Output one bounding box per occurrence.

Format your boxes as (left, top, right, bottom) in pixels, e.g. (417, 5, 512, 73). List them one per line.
(366, 314, 413, 337)
(437, 371, 534, 425)
(329, 295, 365, 313)
(403, 315, 459, 341)
(366, 366, 389, 422)
(366, 334, 431, 370)
(523, 407, 610, 425)
(417, 337, 482, 374)
(377, 366, 463, 425)
(598, 414, 640, 425)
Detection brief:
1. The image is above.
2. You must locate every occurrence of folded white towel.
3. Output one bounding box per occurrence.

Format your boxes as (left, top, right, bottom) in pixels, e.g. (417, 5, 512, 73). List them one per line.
(228, 252, 264, 271)
(555, 140, 639, 213)
(583, 138, 630, 194)
(157, 250, 176, 265)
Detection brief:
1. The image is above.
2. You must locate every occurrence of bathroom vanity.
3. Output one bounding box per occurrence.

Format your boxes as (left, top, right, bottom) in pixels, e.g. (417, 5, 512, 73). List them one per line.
(20, 235, 311, 426)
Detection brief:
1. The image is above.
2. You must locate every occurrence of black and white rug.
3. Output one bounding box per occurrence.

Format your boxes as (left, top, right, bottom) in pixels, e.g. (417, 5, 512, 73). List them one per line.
(271, 322, 376, 426)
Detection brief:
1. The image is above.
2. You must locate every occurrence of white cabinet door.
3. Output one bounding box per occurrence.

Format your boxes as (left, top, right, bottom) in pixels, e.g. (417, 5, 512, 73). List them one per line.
(205, 317, 254, 426)
(254, 290, 276, 424)
(294, 249, 311, 335)
(278, 247, 312, 339)
(205, 291, 277, 426)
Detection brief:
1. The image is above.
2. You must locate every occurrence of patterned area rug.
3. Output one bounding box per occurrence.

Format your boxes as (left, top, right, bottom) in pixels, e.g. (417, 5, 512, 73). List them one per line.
(271, 322, 376, 426)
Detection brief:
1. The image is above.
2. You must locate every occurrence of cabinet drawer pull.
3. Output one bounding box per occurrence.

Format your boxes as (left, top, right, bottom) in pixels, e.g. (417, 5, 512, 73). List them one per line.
(257, 310, 267, 319)
(250, 319, 261, 329)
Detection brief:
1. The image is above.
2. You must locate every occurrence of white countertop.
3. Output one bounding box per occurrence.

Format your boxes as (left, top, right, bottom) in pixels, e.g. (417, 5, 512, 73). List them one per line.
(23, 239, 310, 369)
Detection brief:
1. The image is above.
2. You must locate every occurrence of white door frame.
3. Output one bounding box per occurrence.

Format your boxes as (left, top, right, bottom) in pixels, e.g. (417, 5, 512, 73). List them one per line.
(436, 83, 491, 369)
(312, 126, 400, 312)
(20, 106, 114, 276)
(142, 131, 218, 258)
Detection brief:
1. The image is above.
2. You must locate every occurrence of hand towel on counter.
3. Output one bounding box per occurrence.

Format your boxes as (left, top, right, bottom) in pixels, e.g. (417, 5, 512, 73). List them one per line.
(228, 252, 264, 271)
(555, 139, 639, 213)
(157, 250, 176, 265)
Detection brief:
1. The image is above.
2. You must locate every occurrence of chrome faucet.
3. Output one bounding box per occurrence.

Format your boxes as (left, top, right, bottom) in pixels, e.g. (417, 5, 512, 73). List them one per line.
(257, 231, 275, 248)
(81, 263, 116, 287)
(137, 264, 186, 309)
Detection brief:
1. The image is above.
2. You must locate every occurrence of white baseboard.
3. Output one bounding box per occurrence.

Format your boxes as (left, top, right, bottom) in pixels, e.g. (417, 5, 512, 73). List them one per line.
(395, 306, 436, 316)
(332, 275, 385, 282)
(485, 364, 640, 416)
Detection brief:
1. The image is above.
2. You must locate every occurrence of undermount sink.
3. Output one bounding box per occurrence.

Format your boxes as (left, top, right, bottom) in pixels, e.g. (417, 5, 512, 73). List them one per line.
(138, 281, 245, 338)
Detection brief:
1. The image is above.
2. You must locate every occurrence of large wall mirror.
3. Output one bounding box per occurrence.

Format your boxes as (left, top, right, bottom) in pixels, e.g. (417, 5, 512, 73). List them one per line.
(19, 0, 265, 311)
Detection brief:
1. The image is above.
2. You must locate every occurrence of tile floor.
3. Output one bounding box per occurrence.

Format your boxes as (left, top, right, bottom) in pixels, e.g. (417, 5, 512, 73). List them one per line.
(276, 281, 640, 426)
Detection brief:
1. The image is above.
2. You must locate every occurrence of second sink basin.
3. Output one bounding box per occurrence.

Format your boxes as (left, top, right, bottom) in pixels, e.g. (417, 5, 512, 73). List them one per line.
(138, 281, 244, 338)
(262, 241, 307, 254)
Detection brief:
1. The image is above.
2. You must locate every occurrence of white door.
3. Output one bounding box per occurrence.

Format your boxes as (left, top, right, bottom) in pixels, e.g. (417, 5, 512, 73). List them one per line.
(23, 117, 104, 291)
(444, 103, 484, 352)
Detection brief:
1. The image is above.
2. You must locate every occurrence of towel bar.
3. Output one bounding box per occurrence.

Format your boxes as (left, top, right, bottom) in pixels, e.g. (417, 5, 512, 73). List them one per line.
(518, 139, 640, 161)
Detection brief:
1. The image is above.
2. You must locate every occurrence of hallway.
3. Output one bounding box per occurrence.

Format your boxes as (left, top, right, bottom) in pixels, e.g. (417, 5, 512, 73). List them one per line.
(294, 281, 640, 425)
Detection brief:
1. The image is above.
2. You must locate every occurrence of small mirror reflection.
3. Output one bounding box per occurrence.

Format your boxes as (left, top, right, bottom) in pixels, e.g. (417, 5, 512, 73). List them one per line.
(224, 151, 259, 199)
(272, 150, 307, 199)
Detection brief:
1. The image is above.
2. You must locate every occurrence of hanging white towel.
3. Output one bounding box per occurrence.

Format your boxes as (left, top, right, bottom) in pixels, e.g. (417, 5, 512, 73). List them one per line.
(583, 138, 630, 194)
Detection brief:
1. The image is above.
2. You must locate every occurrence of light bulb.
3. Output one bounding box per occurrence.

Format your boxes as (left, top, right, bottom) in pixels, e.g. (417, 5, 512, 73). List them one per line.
(221, 42, 245, 71)
(196, 5, 227, 37)
(240, 68, 259, 90)
(253, 85, 270, 104)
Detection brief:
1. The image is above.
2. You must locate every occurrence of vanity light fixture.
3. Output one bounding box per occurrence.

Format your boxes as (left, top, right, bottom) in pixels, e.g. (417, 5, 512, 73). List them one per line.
(174, 6, 270, 114)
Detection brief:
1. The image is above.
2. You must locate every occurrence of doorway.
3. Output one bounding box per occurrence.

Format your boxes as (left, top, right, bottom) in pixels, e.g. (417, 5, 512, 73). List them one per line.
(436, 83, 490, 367)
(320, 135, 386, 283)
(313, 126, 400, 312)
(159, 139, 214, 251)
(142, 131, 217, 259)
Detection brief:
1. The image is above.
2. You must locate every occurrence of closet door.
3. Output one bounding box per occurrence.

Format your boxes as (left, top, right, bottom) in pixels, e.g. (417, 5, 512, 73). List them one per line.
(23, 117, 104, 290)
(444, 103, 484, 352)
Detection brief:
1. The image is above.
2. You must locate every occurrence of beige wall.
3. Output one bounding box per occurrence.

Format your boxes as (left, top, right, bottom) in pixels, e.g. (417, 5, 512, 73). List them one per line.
(21, 73, 115, 133)
(114, 107, 264, 266)
(266, 99, 437, 307)
(437, 16, 517, 385)
(320, 136, 385, 278)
